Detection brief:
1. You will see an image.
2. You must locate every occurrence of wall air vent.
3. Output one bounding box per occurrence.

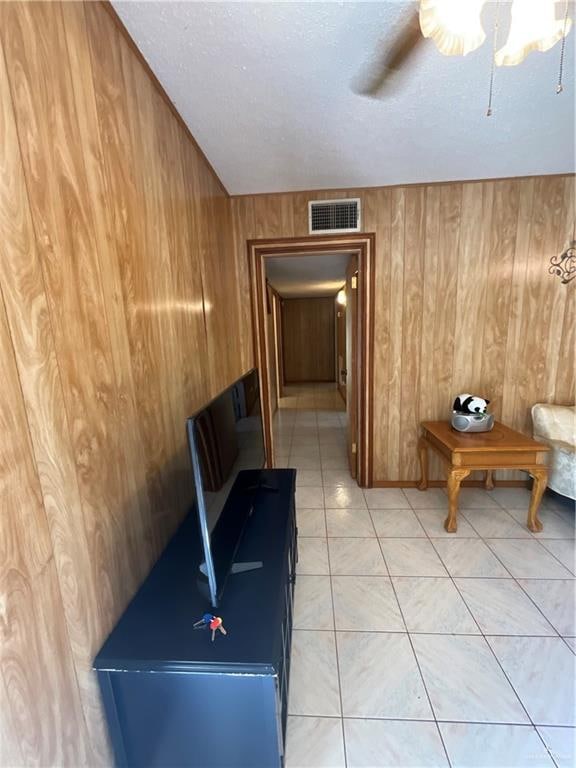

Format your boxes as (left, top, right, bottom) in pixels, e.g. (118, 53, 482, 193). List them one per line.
(308, 198, 361, 234)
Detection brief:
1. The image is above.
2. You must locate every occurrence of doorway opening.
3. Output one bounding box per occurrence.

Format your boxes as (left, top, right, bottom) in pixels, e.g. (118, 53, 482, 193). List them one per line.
(248, 234, 375, 487)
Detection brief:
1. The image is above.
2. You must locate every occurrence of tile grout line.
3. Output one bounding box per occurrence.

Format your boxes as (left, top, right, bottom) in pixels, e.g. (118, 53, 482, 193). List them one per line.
(287, 627, 572, 638)
(426, 523, 549, 641)
(486, 489, 576, 573)
(279, 712, 576, 727)
(284, 397, 574, 762)
(399, 489, 573, 732)
(404, 486, 571, 738)
(377, 530, 454, 768)
(446, 506, 566, 638)
(323, 473, 348, 768)
(284, 391, 349, 767)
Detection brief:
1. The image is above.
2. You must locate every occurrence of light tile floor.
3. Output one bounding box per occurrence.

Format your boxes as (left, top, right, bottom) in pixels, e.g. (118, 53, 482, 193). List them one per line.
(275, 386, 576, 768)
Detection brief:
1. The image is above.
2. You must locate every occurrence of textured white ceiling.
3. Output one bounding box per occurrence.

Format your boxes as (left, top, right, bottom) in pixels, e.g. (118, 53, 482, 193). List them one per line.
(113, 1, 576, 195)
(266, 253, 350, 297)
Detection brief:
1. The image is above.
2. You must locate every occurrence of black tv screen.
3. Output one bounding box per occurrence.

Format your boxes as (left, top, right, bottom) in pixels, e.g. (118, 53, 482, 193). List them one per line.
(186, 369, 265, 606)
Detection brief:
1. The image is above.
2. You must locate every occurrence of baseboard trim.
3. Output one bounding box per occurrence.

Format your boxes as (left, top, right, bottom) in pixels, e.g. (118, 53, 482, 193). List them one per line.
(371, 480, 531, 488)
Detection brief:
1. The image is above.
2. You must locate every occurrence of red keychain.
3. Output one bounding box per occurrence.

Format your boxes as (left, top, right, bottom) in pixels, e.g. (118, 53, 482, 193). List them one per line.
(209, 616, 227, 642)
(193, 613, 228, 642)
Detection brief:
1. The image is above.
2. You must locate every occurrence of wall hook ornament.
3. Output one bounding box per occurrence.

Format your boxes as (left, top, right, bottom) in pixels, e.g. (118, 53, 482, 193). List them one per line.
(549, 241, 576, 284)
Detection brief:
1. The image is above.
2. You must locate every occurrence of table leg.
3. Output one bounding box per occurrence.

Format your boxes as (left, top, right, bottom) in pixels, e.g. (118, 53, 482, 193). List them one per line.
(527, 468, 547, 532)
(484, 470, 495, 490)
(445, 468, 471, 532)
(417, 436, 429, 491)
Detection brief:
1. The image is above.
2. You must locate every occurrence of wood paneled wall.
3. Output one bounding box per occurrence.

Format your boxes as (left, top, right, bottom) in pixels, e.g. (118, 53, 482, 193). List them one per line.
(231, 176, 575, 482)
(282, 297, 336, 382)
(0, 3, 574, 765)
(336, 297, 346, 403)
(0, 2, 248, 765)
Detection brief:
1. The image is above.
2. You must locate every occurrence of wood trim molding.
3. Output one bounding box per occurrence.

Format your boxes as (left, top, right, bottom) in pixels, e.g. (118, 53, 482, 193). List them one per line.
(248, 234, 375, 486)
(373, 480, 531, 488)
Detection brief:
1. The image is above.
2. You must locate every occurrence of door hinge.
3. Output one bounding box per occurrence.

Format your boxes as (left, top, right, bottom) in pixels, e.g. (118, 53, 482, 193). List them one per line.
(351, 275, 358, 289)
(351, 442, 357, 454)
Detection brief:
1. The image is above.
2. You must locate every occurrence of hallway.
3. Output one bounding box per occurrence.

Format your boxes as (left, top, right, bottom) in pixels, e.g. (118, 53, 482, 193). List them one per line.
(273, 383, 352, 486)
(278, 383, 347, 413)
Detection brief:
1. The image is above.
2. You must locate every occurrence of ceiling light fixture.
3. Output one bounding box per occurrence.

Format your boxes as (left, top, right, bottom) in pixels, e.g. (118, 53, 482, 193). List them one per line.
(420, 0, 572, 67)
(419, 0, 572, 115)
(419, 0, 486, 56)
(495, 0, 572, 67)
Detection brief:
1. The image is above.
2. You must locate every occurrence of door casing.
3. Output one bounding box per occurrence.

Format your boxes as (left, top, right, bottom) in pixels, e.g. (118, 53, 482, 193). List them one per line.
(247, 234, 375, 487)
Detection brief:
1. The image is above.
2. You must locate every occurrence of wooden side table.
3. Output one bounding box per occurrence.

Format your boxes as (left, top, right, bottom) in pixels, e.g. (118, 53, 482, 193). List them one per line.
(418, 421, 550, 533)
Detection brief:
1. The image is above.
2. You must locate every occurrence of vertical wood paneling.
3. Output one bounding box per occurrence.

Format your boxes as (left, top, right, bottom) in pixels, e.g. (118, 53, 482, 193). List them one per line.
(514, 177, 567, 434)
(0, 674, 23, 768)
(0, 19, 109, 759)
(0, 289, 87, 767)
(118, 29, 182, 543)
(0, 2, 251, 764)
(3, 0, 128, 626)
(418, 185, 441, 423)
(65, 0, 153, 604)
(365, 188, 392, 480)
(452, 182, 492, 396)
(386, 189, 406, 479)
(230, 195, 256, 372)
(555, 176, 576, 404)
(482, 181, 519, 415)
(282, 298, 336, 382)
(399, 187, 426, 479)
(231, 175, 574, 483)
(501, 179, 535, 433)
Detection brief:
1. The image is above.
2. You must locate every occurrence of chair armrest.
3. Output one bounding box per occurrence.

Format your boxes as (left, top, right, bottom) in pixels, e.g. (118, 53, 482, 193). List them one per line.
(536, 437, 576, 456)
(532, 404, 576, 445)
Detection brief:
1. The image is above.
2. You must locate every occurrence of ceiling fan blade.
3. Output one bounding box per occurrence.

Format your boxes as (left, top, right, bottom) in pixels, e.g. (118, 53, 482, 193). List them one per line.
(353, 6, 423, 97)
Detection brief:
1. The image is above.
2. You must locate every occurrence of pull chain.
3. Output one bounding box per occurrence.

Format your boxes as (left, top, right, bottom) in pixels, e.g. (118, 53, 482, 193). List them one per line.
(487, 0, 501, 116)
(557, 0, 570, 94)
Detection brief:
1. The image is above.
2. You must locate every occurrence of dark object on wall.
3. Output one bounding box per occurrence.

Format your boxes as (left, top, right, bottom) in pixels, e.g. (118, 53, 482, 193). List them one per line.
(549, 240, 576, 284)
(94, 468, 297, 768)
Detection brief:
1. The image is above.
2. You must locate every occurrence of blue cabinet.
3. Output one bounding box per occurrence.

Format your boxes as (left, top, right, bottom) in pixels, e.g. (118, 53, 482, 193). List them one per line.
(95, 469, 297, 768)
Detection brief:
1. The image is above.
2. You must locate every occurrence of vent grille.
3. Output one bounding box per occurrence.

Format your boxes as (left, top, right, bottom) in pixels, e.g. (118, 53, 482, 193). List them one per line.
(308, 198, 361, 234)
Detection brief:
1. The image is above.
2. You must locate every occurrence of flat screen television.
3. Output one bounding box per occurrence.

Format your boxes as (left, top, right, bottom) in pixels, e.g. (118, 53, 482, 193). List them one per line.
(186, 369, 266, 607)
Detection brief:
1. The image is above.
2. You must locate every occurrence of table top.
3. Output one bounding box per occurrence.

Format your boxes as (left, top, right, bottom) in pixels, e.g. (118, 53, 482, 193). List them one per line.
(421, 421, 550, 453)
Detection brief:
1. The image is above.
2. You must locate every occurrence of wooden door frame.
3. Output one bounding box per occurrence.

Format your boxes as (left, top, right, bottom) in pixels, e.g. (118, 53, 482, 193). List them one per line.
(248, 234, 375, 487)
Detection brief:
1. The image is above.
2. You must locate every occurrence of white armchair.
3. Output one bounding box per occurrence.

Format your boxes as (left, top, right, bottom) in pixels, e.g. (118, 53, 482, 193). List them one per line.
(531, 404, 576, 500)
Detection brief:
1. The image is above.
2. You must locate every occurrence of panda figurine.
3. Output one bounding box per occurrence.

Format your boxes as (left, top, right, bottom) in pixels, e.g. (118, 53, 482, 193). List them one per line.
(453, 394, 490, 414)
(451, 394, 494, 432)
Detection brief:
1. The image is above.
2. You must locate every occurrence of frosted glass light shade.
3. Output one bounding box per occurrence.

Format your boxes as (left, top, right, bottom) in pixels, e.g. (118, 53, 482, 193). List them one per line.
(336, 289, 346, 306)
(420, 0, 487, 56)
(495, 0, 573, 66)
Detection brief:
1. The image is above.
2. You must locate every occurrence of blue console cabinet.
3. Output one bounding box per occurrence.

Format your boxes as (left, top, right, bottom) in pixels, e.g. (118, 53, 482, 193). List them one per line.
(94, 469, 297, 768)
